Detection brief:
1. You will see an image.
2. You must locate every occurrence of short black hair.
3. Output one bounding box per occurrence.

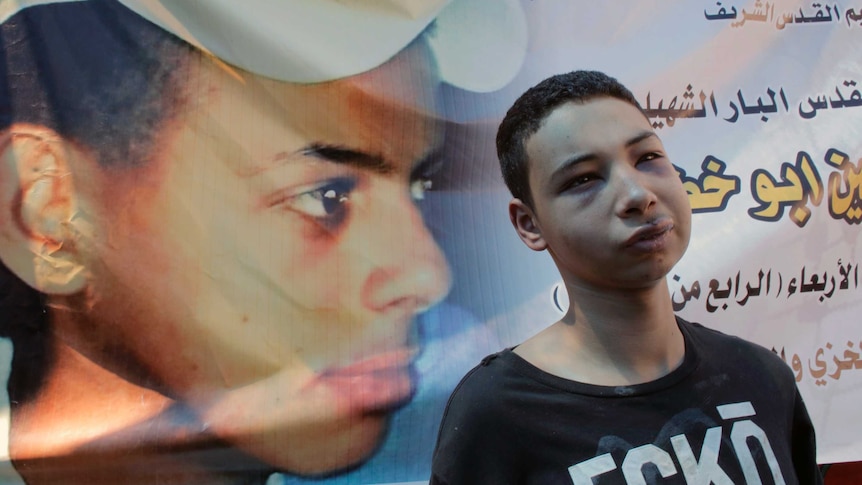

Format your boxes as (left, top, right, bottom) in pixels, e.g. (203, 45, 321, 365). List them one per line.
(0, 0, 194, 169)
(0, 0, 195, 404)
(495, 70, 643, 208)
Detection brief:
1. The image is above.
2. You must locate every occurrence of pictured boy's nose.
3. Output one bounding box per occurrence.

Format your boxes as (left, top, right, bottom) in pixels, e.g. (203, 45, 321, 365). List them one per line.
(360, 197, 451, 315)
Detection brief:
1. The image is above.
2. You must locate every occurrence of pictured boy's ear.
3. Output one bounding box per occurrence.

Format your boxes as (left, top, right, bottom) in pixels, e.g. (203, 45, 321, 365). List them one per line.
(509, 198, 547, 252)
(0, 124, 88, 295)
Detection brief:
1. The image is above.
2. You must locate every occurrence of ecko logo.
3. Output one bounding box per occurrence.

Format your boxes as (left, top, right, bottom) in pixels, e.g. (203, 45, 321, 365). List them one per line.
(567, 402, 786, 485)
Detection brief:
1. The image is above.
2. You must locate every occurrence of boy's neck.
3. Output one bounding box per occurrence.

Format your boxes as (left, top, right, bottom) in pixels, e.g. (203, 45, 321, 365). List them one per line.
(514, 279, 685, 387)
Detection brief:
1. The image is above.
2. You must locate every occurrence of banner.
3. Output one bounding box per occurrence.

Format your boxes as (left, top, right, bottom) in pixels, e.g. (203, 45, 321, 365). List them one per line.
(0, 1, 859, 483)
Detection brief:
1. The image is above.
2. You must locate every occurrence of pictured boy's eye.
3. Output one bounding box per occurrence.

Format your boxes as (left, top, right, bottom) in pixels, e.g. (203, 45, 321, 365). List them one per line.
(275, 177, 357, 230)
(410, 177, 433, 201)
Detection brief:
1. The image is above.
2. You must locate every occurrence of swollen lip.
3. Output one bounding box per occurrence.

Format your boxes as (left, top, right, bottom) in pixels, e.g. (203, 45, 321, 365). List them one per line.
(626, 222, 674, 251)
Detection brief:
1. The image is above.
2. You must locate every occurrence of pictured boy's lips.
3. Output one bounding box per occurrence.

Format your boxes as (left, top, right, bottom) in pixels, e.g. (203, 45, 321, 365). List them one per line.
(315, 348, 418, 413)
(323, 348, 418, 378)
(624, 220, 674, 251)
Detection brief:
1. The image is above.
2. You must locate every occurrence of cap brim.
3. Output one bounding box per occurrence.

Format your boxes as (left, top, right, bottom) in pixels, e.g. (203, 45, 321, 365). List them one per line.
(118, 0, 527, 91)
(1, 0, 527, 91)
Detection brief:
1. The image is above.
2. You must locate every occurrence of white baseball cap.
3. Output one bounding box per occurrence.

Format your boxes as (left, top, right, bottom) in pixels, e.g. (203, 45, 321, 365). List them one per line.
(0, 0, 526, 91)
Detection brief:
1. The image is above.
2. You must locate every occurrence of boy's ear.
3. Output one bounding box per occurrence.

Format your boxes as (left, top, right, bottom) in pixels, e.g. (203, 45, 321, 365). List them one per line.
(508, 198, 547, 252)
(0, 124, 88, 295)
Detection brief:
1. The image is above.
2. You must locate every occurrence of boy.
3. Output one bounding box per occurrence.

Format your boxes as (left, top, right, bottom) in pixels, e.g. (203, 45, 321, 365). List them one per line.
(430, 71, 822, 484)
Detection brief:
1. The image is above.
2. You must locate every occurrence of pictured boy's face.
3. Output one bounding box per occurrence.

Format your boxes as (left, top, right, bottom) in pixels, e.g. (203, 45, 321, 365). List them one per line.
(522, 97, 691, 290)
(58, 41, 452, 473)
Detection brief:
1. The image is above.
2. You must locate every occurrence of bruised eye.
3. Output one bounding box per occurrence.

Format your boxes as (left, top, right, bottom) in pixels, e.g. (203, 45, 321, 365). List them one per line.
(563, 173, 599, 191)
(638, 152, 662, 163)
(276, 177, 357, 230)
(410, 177, 433, 201)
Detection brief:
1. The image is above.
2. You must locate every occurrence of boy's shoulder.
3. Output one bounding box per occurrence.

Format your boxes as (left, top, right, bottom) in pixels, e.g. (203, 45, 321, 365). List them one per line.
(679, 317, 796, 381)
(440, 348, 537, 421)
(446, 349, 519, 401)
(432, 349, 515, 448)
(681, 317, 778, 355)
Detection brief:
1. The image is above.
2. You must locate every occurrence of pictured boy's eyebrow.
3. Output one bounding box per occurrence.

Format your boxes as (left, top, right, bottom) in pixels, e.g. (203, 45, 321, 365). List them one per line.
(410, 147, 445, 180)
(301, 143, 394, 175)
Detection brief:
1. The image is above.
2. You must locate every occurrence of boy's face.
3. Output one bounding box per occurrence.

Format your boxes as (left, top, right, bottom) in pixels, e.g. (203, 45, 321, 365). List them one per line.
(59, 41, 451, 473)
(521, 96, 691, 290)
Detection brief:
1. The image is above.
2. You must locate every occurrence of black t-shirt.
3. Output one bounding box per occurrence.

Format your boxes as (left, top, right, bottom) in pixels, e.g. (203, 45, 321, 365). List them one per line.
(430, 318, 822, 485)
